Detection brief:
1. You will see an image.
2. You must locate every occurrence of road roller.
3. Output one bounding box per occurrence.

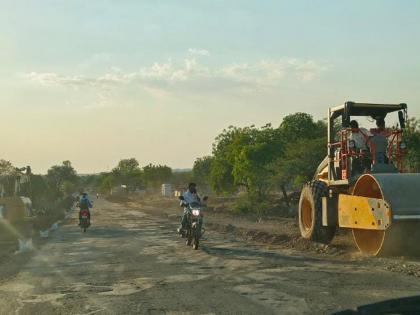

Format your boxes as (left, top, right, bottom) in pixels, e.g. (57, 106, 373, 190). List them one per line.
(298, 102, 420, 256)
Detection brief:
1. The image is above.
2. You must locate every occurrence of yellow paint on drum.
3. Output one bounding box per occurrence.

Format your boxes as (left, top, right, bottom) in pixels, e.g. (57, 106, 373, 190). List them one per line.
(338, 194, 391, 230)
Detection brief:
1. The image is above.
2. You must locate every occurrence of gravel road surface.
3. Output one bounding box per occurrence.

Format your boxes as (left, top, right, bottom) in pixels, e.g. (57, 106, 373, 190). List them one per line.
(1, 198, 420, 314)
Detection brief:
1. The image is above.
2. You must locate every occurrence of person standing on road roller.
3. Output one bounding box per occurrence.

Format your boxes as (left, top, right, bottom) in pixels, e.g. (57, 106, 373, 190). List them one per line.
(78, 193, 93, 226)
(369, 118, 389, 164)
(349, 120, 372, 174)
(177, 183, 201, 234)
(372, 117, 389, 136)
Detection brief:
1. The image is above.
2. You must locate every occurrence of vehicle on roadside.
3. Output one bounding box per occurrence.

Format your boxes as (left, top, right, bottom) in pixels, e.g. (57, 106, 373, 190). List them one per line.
(178, 196, 208, 250)
(80, 209, 90, 233)
(298, 102, 420, 256)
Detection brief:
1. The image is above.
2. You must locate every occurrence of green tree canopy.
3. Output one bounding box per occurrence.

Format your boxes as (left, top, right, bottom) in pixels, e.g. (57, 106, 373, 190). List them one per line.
(100, 175, 116, 195)
(280, 112, 325, 141)
(111, 158, 143, 190)
(143, 164, 172, 187)
(405, 118, 420, 172)
(192, 156, 213, 186)
(46, 160, 78, 190)
(203, 112, 328, 211)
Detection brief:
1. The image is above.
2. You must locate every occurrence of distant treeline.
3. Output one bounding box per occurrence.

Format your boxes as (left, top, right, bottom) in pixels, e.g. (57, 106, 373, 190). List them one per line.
(84, 160, 181, 194)
(2, 113, 419, 217)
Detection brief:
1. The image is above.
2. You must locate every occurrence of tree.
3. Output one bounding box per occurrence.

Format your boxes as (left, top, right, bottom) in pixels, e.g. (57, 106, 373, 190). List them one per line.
(100, 175, 116, 195)
(27, 174, 51, 208)
(272, 137, 325, 203)
(192, 156, 213, 186)
(143, 164, 172, 187)
(62, 180, 76, 195)
(0, 159, 19, 196)
(0, 159, 17, 176)
(171, 170, 193, 187)
(405, 118, 420, 172)
(197, 112, 328, 213)
(232, 124, 283, 198)
(270, 114, 327, 205)
(280, 112, 325, 141)
(114, 158, 140, 174)
(46, 160, 78, 190)
(111, 158, 143, 190)
(209, 126, 251, 194)
(209, 124, 284, 210)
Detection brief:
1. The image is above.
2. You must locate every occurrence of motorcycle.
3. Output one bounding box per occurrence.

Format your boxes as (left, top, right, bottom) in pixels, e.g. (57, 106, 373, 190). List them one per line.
(80, 209, 90, 232)
(179, 196, 208, 250)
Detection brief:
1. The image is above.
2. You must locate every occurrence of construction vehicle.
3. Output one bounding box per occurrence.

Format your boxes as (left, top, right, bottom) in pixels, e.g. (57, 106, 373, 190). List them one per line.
(0, 166, 32, 222)
(298, 102, 420, 256)
(0, 196, 32, 223)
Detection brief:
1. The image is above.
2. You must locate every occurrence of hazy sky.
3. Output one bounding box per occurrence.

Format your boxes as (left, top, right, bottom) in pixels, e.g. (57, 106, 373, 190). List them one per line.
(1, 0, 420, 173)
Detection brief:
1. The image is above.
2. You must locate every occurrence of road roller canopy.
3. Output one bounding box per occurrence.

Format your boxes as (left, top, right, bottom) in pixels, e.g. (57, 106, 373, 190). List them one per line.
(330, 102, 407, 125)
(326, 101, 409, 184)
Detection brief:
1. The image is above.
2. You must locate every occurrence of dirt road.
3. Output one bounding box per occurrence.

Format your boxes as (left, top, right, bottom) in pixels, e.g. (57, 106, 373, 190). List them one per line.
(1, 198, 420, 315)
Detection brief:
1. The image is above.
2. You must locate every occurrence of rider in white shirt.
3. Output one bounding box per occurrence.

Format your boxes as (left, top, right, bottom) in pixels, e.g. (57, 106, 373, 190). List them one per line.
(177, 183, 201, 234)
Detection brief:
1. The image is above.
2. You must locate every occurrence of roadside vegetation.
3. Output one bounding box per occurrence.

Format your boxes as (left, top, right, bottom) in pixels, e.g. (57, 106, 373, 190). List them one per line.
(82, 159, 179, 195)
(2, 114, 419, 226)
(405, 118, 420, 172)
(191, 113, 327, 216)
(82, 114, 420, 219)
(0, 160, 79, 255)
(192, 114, 420, 217)
(0, 160, 77, 206)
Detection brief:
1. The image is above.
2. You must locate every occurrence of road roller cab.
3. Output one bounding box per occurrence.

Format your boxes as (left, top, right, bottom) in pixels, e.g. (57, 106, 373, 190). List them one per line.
(299, 102, 420, 256)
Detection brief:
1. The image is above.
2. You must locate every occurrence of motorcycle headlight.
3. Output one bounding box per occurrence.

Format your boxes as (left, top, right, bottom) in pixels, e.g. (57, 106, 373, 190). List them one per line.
(192, 209, 201, 216)
(399, 142, 407, 150)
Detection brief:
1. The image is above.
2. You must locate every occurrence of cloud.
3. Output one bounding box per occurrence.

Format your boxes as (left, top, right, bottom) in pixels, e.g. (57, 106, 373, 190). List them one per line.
(22, 53, 331, 103)
(220, 59, 329, 87)
(23, 71, 135, 89)
(138, 57, 208, 83)
(288, 59, 329, 82)
(23, 72, 87, 87)
(188, 48, 210, 56)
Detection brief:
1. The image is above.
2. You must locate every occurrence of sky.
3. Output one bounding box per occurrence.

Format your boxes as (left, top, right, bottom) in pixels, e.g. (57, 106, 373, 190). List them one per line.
(1, 0, 420, 173)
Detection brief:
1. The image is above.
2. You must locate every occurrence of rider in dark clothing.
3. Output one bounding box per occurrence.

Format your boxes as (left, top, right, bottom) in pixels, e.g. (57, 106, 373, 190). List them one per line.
(78, 193, 93, 226)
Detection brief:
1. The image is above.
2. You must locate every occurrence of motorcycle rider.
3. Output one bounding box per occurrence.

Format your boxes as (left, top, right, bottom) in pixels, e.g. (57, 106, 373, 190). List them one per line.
(177, 183, 201, 234)
(78, 192, 93, 226)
